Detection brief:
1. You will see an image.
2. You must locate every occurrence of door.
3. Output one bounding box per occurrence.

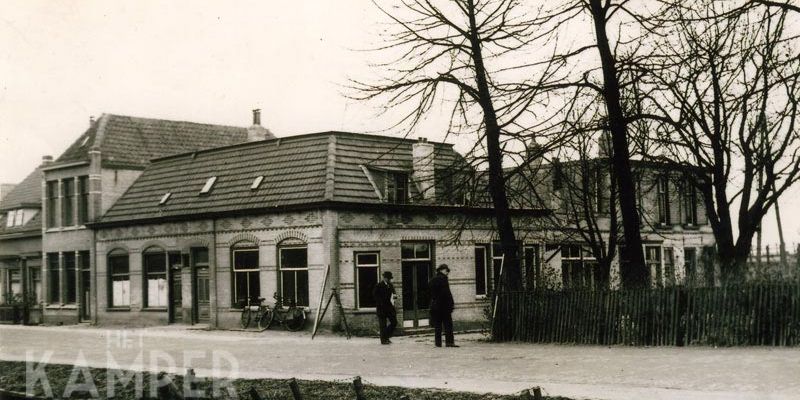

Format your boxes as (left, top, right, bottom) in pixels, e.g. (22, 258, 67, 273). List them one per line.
(168, 253, 183, 323)
(194, 267, 210, 323)
(78, 252, 91, 321)
(400, 242, 433, 328)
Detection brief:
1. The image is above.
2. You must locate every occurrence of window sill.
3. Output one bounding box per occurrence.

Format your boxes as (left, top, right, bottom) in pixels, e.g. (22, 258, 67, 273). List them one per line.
(350, 308, 376, 315)
(44, 304, 77, 310)
(106, 307, 131, 312)
(475, 294, 488, 300)
(45, 226, 86, 233)
(141, 307, 167, 312)
(682, 224, 700, 230)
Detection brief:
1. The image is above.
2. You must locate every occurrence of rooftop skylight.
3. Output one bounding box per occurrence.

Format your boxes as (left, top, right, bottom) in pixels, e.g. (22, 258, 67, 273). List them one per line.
(251, 176, 264, 190)
(200, 177, 217, 194)
(159, 192, 172, 205)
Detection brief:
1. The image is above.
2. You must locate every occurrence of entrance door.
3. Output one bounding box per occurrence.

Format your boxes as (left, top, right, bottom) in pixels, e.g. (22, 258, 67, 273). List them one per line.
(194, 267, 210, 323)
(168, 253, 183, 323)
(400, 242, 433, 328)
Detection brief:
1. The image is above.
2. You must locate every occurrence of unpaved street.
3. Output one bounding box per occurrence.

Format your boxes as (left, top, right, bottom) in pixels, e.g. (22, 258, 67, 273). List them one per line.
(1, 325, 798, 400)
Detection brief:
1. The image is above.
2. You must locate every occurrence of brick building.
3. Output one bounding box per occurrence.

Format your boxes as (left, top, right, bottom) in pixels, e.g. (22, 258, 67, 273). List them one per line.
(38, 112, 272, 325)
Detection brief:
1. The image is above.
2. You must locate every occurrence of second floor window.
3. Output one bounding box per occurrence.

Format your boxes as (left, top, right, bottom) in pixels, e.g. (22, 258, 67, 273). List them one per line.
(683, 183, 698, 225)
(62, 179, 75, 227)
(657, 176, 670, 225)
(386, 172, 408, 204)
(46, 181, 58, 228)
(78, 176, 89, 225)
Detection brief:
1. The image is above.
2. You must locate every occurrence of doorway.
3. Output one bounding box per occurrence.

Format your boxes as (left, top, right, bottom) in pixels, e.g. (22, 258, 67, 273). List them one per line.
(401, 242, 433, 328)
(168, 252, 183, 323)
(192, 248, 210, 323)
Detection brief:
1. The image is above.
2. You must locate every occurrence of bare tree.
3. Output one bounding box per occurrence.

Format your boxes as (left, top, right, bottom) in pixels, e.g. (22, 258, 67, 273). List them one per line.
(353, 0, 571, 290)
(641, 1, 800, 282)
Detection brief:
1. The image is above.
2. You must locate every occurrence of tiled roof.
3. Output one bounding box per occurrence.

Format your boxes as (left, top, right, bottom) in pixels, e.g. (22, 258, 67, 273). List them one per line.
(0, 167, 42, 211)
(98, 132, 469, 224)
(56, 114, 248, 168)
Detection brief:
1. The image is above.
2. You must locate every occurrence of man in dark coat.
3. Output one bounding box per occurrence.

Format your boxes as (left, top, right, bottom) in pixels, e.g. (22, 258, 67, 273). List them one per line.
(429, 264, 458, 347)
(373, 271, 397, 344)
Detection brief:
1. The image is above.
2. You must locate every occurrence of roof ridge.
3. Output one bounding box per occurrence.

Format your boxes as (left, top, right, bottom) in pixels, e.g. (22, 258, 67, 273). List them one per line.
(104, 113, 246, 130)
(324, 134, 337, 200)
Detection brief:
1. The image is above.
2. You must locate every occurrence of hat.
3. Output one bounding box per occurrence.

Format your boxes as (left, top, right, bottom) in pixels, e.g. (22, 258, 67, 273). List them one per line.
(382, 271, 393, 279)
(436, 264, 450, 272)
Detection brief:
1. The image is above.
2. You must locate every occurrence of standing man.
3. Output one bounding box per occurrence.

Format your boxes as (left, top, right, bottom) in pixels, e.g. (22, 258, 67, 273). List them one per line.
(429, 264, 458, 347)
(373, 271, 397, 345)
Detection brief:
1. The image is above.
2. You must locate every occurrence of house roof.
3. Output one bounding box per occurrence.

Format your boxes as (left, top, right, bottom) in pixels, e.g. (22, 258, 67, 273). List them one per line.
(55, 114, 249, 169)
(0, 166, 43, 211)
(97, 131, 480, 225)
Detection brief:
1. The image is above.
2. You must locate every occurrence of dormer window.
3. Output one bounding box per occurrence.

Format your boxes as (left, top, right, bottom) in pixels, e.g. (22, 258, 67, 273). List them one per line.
(386, 172, 408, 204)
(5, 210, 15, 227)
(200, 177, 217, 194)
(251, 176, 264, 190)
(159, 192, 172, 205)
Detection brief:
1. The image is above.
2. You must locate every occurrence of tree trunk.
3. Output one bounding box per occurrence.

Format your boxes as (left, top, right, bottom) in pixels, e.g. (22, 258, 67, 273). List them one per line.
(466, 0, 521, 289)
(588, 0, 648, 287)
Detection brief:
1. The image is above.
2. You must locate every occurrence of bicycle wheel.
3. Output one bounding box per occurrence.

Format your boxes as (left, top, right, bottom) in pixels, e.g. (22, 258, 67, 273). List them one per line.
(284, 308, 306, 332)
(240, 309, 251, 329)
(258, 308, 274, 330)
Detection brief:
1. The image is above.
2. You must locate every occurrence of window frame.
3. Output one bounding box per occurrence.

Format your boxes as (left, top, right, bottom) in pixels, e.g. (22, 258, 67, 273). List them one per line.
(77, 175, 89, 225)
(46, 252, 60, 304)
(142, 247, 168, 309)
(683, 182, 698, 226)
(656, 176, 670, 226)
(63, 252, 77, 304)
(278, 245, 309, 308)
(474, 246, 489, 297)
(107, 250, 131, 308)
(645, 245, 663, 288)
(354, 251, 381, 309)
(46, 181, 58, 228)
(62, 178, 75, 227)
(231, 247, 260, 309)
(386, 172, 409, 204)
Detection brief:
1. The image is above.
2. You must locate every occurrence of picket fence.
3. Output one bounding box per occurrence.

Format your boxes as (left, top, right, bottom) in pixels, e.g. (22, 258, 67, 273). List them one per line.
(493, 283, 800, 346)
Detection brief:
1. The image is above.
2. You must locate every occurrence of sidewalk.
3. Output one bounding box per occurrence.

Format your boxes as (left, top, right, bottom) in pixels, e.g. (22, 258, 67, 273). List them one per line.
(1, 324, 798, 400)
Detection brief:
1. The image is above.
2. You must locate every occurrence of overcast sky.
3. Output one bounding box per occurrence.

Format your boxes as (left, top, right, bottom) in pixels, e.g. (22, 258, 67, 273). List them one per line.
(1, 0, 797, 248)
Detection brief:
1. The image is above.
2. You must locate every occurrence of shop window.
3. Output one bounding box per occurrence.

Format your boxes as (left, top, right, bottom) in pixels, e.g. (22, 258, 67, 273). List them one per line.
(108, 250, 130, 307)
(355, 252, 380, 308)
(143, 247, 167, 308)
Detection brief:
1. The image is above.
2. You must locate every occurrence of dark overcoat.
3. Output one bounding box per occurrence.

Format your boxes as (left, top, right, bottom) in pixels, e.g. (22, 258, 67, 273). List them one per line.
(429, 272, 454, 313)
(373, 280, 396, 316)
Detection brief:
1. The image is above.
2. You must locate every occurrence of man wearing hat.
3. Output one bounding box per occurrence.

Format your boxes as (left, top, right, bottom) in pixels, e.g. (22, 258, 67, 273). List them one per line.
(373, 270, 397, 344)
(429, 264, 458, 347)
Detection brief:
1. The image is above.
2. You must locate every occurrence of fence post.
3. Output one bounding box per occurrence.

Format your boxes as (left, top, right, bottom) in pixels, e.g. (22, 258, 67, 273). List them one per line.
(353, 376, 367, 400)
(288, 378, 303, 400)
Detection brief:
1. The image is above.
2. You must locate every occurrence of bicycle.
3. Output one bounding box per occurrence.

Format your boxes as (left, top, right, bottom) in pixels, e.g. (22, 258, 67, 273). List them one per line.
(265, 292, 306, 331)
(240, 297, 273, 330)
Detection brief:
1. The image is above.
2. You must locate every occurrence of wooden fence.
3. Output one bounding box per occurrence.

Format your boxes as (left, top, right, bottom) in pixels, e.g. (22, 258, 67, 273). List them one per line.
(493, 283, 800, 346)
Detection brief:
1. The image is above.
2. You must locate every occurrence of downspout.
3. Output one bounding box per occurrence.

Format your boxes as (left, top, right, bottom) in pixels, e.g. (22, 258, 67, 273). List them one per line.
(211, 218, 218, 328)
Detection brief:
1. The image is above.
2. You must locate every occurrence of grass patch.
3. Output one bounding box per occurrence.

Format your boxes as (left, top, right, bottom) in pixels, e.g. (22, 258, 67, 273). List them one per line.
(0, 360, 572, 399)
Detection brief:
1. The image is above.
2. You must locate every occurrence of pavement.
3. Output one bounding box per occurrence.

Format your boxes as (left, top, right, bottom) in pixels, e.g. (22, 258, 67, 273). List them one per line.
(1, 324, 799, 400)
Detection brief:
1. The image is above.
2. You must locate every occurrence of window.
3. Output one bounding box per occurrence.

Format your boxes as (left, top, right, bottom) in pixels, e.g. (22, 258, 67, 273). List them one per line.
(560, 245, 597, 289)
(62, 178, 75, 226)
(474, 246, 488, 296)
(13, 209, 23, 226)
(159, 192, 172, 205)
(251, 176, 264, 190)
(232, 246, 260, 308)
(683, 182, 698, 225)
(47, 253, 60, 303)
(355, 252, 380, 308)
(78, 176, 89, 225)
(9, 269, 21, 299)
(552, 162, 563, 191)
(684, 248, 697, 286)
(656, 176, 670, 225)
(386, 172, 408, 204)
(524, 245, 540, 290)
(46, 181, 58, 228)
(5, 210, 15, 227)
(30, 268, 42, 304)
(701, 246, 716, 287)
(645, 246, 662, 288)
(663, 247, 675, 287)
(279, 245, 308, 307)
(143, 248, 167, 308)
(594, 169, 605, 213)
(64, 252, 76, 304)
(200, 177, 217, 194)
(108, 251, 130, 307)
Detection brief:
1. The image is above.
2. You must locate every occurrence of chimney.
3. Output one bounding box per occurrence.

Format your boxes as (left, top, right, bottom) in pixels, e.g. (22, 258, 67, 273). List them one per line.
(89, 116, 95, 125)
(525, 141, 543, 172)
(246, 108, 276, 142)
(412, 137, 436, 201)
(41, 155, 53, 166)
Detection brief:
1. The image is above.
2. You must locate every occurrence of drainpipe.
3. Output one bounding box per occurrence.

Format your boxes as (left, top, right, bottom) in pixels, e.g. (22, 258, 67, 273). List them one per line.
(210, 218, 218, 328)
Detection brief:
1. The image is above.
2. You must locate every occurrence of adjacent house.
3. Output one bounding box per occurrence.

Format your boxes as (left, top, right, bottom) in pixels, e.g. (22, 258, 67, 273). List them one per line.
(38, 112, 271, 325)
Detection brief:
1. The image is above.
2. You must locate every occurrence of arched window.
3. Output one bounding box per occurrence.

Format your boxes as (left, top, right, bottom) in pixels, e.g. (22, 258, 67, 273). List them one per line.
(278, 239, 308, 307)
(143, 246, 167, 308)
(108, 249, 130, 308)
(231, 241, 259, 308)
